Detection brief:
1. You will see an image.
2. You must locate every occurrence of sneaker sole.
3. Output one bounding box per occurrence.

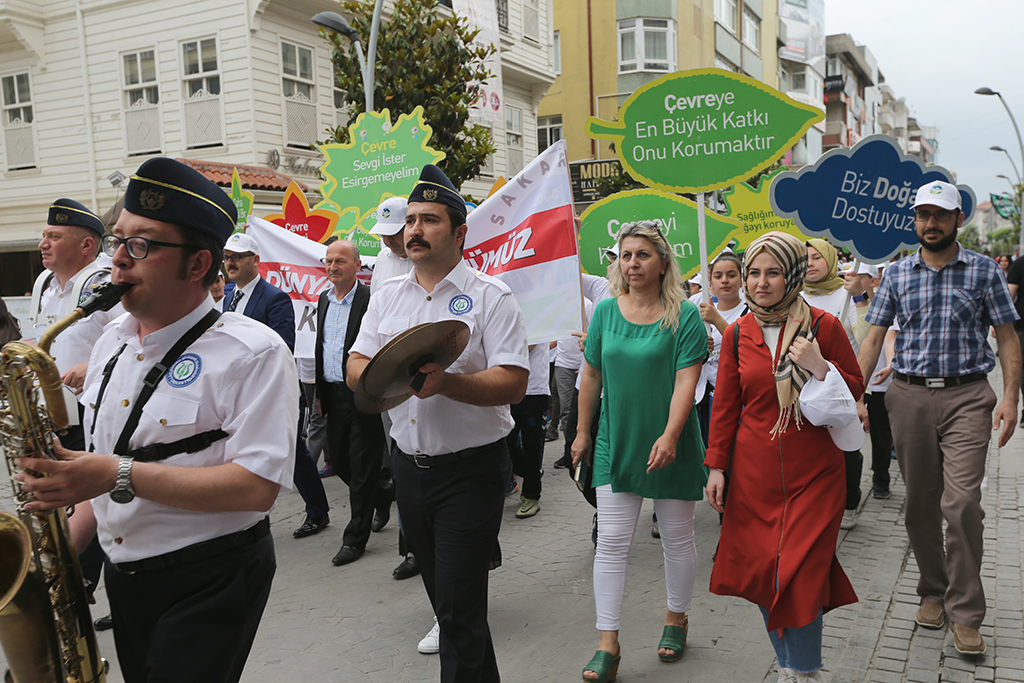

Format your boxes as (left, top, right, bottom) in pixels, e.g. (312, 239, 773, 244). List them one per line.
(516, 508, 539, 519)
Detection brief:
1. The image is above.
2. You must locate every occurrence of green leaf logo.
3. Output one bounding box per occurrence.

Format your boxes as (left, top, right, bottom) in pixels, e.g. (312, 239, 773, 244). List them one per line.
(579, 189, 744, 280)
(586, 68, 824, 194)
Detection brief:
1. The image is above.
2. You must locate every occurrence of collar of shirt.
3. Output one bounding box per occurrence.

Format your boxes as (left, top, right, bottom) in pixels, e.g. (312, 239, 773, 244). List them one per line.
(235, 273, 262, 300)
(327, 282, 357, 305)
(48, 262, 96, 294)
(399, 258, 472, 296)
(115, 295, 216, 355)
(912, 243, 967, 272)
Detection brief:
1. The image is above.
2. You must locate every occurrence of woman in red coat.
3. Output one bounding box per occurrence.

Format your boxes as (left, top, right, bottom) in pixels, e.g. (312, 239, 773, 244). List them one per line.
(704, 232, 863, 683)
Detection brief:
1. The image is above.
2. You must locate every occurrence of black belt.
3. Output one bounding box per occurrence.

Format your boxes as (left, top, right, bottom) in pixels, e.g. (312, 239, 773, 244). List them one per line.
(893, 371, 986, 389)
(399, 439, 503, 469)
(112, 517, 270, 574)
(324, 381, 351, 392)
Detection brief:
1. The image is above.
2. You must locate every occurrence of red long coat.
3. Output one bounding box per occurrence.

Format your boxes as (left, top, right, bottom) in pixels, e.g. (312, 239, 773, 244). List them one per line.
(705, 307, 864, 631)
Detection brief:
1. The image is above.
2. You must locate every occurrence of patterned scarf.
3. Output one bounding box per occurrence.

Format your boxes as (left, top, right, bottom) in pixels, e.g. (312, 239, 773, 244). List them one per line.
(742, 232, 815, 439)
(802, 238, 845, 296)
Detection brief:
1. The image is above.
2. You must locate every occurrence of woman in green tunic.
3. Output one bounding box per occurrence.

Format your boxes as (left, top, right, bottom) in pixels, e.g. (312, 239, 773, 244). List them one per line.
(572, 221, 708, 682)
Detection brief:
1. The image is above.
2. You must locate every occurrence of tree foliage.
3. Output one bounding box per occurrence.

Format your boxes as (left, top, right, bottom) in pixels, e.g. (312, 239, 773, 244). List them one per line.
(324, 0, 497, 190)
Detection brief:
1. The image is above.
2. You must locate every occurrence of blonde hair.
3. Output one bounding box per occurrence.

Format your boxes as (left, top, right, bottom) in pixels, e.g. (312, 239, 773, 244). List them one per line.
(608, 220, 685, 331)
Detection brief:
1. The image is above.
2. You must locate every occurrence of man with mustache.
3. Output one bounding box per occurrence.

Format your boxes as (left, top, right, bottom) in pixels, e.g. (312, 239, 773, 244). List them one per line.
(347, 165, 529, 682)
(858, 181, 1021, 657)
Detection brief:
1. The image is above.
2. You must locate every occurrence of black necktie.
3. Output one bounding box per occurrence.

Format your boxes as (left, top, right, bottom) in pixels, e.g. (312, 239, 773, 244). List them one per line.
(227, 289, 244, 312)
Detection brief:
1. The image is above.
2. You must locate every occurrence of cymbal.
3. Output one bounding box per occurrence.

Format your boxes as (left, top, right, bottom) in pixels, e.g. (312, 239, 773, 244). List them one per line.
(355, 319, 471, 413)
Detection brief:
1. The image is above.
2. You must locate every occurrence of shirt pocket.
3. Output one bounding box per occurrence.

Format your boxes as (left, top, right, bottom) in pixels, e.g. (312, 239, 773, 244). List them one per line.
(378, 316, 410, 342)
(140, 392, 201, 432)
(951, 288, 983, 326)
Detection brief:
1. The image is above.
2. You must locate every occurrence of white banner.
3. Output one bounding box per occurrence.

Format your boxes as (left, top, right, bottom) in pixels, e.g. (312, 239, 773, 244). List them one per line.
(464, 141, 582, 344)
(452, 0, 503, 124)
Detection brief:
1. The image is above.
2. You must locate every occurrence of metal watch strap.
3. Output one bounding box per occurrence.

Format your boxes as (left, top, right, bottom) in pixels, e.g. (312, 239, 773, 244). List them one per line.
(110, 455, 135, 503)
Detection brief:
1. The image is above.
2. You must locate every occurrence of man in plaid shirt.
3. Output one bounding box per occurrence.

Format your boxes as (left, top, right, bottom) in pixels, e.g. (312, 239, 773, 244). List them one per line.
(858, 181, 1020, 657)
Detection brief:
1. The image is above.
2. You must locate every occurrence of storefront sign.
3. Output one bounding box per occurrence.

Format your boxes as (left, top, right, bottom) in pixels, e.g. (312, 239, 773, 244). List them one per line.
(568, 159, 623, 204)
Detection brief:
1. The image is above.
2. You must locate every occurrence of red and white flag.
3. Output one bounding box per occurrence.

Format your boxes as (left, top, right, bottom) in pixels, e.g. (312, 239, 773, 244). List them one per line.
(464, 140, 581, 344)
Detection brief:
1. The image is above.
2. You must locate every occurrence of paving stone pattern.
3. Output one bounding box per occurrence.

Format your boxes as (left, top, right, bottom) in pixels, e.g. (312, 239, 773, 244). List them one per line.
(2, 367, 1021, 682)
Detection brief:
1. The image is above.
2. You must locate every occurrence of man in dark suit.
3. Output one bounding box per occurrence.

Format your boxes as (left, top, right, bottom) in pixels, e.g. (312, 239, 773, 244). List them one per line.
(224, 231, 330, 539)
(316, 239, 391, 566)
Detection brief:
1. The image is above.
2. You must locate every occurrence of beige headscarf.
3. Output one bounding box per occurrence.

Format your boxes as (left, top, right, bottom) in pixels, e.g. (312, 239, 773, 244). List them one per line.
(802, 238, 845, 296)
(742, 232, 816, 439)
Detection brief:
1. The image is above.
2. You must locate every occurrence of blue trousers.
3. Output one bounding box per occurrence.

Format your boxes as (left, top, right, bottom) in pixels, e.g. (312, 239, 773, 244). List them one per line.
(758, 606, 823, 673)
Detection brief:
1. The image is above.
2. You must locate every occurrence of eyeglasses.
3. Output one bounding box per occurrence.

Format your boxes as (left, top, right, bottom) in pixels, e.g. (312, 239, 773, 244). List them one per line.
(914, 209, 956, 223)
(224, 252, 255, 263)
(102, 234, 190, 260)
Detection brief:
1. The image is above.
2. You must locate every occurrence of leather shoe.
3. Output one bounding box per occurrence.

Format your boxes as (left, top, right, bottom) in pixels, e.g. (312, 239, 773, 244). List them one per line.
(93, 614, 113, 631)
(915, 601, 945, 629)
(292, 514, 329, 538)
(331, 545, 364, 566)
(371, 506, 391, 533)
(950, 622, 986, 655)
(393, 554, 419, 580)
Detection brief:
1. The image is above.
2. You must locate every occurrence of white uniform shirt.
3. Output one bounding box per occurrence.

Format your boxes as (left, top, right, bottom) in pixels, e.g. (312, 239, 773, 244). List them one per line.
(581, 273, 611, 306)
(370, 245, 414, 296)
(34, 264, 125, 374)
(351, 259, 529, 456)
(82, 296, 298, 563)
(525, 343, 551, 396)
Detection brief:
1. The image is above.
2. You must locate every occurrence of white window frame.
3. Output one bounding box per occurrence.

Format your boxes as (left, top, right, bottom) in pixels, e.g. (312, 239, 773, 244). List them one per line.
(505, 105, 523, 149)
(471, 117, 495, 177)
(537, 115, 562, 153)
(790, 64, 807, 93)
(180, 36, 224, 149)
(522, 0, 540, 43)
(122, 49, 160, 107)
(741, 6, 760, 52)
(120, 48, 162, 156)
(1, 71, 37, 170)
(715, 0, 738, 33)
(181, 37, 221, 98)
(714, 54, 738, 73)
(617, 18, 677, 74)
(552, 30, 561, 75)
(281, 40, 315, 101)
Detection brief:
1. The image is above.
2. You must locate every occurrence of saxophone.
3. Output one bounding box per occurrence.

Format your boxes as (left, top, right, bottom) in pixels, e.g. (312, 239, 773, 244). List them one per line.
(0, 281, 131, 683)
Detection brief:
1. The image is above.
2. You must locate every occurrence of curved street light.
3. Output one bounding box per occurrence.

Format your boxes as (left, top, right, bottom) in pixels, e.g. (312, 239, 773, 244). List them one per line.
(312, 3, 384, 113)
(990, 145, 1022, 184)
(977, 88, 1024, 251)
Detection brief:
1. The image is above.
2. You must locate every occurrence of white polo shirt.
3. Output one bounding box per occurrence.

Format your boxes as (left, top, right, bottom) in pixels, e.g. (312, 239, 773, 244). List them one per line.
(351, 259, 529, 456)
(82, 295, 298, 563)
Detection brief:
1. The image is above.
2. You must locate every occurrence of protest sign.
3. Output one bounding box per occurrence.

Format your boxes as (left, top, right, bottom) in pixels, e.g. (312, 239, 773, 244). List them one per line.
(585, 68, 824, 194)
(579, 189, 743, 280)
(231, 168, 254, 232)
(464, 140, 581, 344)
(263, 181, 339, 243)
(770, 134, 976, 264)
(721, 170, 811, 251)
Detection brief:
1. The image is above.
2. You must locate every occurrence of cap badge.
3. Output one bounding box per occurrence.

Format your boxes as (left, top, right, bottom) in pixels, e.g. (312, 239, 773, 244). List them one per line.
(381, 207, 391, 219)
(929, 184, 944, 195)
(55, 212, 69, 224)
(139, 188, 166, 211)
(423, 188, 438, 201)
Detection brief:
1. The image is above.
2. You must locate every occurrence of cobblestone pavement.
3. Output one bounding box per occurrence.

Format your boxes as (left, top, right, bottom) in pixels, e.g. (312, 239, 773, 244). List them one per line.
(3, 367, 1022, 682)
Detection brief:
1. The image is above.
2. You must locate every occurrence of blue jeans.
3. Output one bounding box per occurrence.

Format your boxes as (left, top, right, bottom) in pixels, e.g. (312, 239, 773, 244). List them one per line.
(758, 606, 823, 674)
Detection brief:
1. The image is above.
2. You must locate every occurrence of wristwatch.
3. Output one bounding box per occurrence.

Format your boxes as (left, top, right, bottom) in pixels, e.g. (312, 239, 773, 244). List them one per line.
(852, 293, 869, 303)
(109, 455, 135, 504)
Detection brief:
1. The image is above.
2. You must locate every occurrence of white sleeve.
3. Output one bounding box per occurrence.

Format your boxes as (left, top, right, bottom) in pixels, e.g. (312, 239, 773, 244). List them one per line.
(482, 292, 530, 370)
(350, 293, 383, 359)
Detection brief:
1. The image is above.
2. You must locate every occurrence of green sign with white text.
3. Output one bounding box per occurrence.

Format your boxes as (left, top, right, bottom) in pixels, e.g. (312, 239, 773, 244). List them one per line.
(579, 189, 744, 280)
(586, 68, 824, 193)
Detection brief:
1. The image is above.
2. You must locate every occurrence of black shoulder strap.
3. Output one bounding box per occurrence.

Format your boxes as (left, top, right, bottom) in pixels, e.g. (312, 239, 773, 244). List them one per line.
(112, 309, 222, 456)
(733, 320, 740, 364)
(88, 343, 130, 452)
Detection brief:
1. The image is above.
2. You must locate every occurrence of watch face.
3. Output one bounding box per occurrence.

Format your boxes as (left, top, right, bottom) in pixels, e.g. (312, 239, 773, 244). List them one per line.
(110, 488, 135, 504)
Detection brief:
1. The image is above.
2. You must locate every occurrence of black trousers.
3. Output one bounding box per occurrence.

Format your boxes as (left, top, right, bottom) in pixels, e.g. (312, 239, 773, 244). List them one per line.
(322, 381, 389, 550)
(866, 391, 894, 490)
(393, 442, 507, 683)
(294, 384, 329, 518)
(104, 533, 275, 683)
(506, 394, 546, 500)
(845, 449, 863, 510)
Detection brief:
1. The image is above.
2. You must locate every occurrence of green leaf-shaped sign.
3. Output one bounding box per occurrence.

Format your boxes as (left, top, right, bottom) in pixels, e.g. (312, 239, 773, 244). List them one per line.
(586, 68, 824, 194)
(579, 189, 744, 280)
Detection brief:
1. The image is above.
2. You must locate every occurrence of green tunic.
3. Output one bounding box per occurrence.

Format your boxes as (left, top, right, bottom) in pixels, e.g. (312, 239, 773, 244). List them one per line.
(585, 296, 708, 500)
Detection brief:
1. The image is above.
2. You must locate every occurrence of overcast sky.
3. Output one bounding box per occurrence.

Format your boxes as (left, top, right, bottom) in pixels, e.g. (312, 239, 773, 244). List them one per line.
(824, 0, 1024, 215)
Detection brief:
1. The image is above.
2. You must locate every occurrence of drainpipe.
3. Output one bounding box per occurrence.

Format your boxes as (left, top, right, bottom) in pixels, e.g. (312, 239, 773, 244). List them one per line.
(75, 0, 99, 214)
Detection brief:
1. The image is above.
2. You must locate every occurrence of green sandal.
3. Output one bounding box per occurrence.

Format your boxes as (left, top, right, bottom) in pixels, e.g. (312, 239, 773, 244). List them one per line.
(658, 621, 688, 662)
(581, 649, 621, 683)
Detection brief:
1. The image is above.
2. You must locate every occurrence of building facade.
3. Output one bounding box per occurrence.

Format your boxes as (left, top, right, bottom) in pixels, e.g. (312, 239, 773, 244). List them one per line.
(821, 33, 877, 152)
(0, 0, 554, 296)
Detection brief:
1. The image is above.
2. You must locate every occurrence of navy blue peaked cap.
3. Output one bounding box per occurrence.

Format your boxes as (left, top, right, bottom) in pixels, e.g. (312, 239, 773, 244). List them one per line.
(125, 157, 237, 246)
(48, 198, 104, 235)
(408, 164, 465, 215)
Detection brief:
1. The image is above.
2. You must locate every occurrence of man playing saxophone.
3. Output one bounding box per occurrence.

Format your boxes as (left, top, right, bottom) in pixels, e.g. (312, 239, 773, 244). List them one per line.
(15, 157, 298, 683)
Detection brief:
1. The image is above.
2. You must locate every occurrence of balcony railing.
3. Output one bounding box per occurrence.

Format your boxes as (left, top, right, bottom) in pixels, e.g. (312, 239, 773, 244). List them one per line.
(496, 0, 509, 33)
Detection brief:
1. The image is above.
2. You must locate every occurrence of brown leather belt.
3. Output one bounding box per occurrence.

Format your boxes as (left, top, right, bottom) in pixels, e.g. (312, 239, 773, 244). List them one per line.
(893, 371, 985, 389)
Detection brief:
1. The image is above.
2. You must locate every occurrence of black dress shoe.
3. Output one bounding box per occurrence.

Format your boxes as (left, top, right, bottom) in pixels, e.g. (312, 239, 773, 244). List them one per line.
(94, 614, 113, 631)
(293, 514, 329, 538)
(371, 506, 391, 533)
(393, 553, 419, 580)
(331, 545, 364, 566)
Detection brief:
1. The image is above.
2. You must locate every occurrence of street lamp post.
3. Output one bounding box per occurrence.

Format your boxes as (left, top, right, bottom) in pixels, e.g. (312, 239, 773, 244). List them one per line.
(976, 87, 1024, 252)
(990, 146, 1022, 185)
(312, 1, 385, 113)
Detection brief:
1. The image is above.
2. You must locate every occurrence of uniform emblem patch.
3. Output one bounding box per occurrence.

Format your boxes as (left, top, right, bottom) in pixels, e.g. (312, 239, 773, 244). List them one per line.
(423, 188, 438, 201)
(167, 353, 202, 388)
(449, 294, 473, 316)
(55, 212, 69, 224)
(139, 188, 166, 211)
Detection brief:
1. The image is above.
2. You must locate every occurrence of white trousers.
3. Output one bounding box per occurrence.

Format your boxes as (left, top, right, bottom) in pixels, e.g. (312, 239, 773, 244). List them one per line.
(594, 484, 698, 631)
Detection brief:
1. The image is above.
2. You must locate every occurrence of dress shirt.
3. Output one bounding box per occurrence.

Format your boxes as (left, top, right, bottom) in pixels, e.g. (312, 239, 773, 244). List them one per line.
(351, 259, 529, 455)
(322, 284, 357, 383)
(581, 273, 611, 305)
(229, 274, 262, 311)
(866, 245, 1018, 377)
(82, 295, 298, 563)
(525, 343, 551, 396)
(370, 245, 414, 296)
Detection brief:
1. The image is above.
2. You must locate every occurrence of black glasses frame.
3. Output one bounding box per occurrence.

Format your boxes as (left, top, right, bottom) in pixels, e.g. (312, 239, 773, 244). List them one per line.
(102, 234, 191, 260)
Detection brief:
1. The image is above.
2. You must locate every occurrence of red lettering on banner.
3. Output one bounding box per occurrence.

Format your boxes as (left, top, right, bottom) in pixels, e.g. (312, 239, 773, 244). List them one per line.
(463, 205, 576, 276)
(259, 262, 331, 302)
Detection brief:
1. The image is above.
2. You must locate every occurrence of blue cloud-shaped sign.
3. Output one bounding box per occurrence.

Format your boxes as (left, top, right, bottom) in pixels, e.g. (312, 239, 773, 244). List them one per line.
(769, 135, 976, 264)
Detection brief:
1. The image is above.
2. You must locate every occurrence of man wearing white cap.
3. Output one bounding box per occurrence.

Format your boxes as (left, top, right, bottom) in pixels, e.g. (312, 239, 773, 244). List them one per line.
(222, 232, 295, 349)
(370, 196, 414, 295)
(858, 181, 1020, 656)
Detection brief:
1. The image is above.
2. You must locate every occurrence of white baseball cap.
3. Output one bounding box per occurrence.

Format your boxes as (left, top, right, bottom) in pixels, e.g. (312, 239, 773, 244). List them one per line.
(224, 232, 259, 255)
(604, 243, 619, 258)
(911, 181, 961, 211)
(370, 196, 408, 236)
(854, 262, 879, 276)
(688, 273, 703, 288)
(798, 363, 865, 451)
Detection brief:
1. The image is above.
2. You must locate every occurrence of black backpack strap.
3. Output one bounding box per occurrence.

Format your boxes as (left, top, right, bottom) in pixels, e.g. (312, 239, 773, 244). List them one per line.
(88, 342, 129, 452)
(124, 428, 229, 463)
(112, 309, 222, 456)
(733, 320, 740, 364)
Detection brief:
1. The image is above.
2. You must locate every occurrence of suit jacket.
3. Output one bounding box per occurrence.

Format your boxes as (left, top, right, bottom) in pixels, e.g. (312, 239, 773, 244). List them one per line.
(225, 277, 296, 352)
(315, 282, 370, 406)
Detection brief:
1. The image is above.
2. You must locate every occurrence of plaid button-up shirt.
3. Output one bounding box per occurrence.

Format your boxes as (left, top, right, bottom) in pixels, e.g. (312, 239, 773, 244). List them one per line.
(866, 245, 1018, 377)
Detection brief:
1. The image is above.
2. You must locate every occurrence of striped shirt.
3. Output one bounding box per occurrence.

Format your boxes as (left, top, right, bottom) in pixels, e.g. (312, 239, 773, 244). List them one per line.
(322, 284, 356, 383)
(865, 245, 1018, 377)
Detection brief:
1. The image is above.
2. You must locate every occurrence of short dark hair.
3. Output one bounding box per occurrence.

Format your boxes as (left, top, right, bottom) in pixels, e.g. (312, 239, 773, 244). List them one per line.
(445, 205, 467, 249)
(173, 226, 224, 288)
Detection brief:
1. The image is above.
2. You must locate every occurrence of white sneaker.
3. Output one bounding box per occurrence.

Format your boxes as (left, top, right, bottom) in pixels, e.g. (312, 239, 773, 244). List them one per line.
(840, 509, 858, 530)
(417, 616, 440, 654)
(778, 666, 798, 683)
